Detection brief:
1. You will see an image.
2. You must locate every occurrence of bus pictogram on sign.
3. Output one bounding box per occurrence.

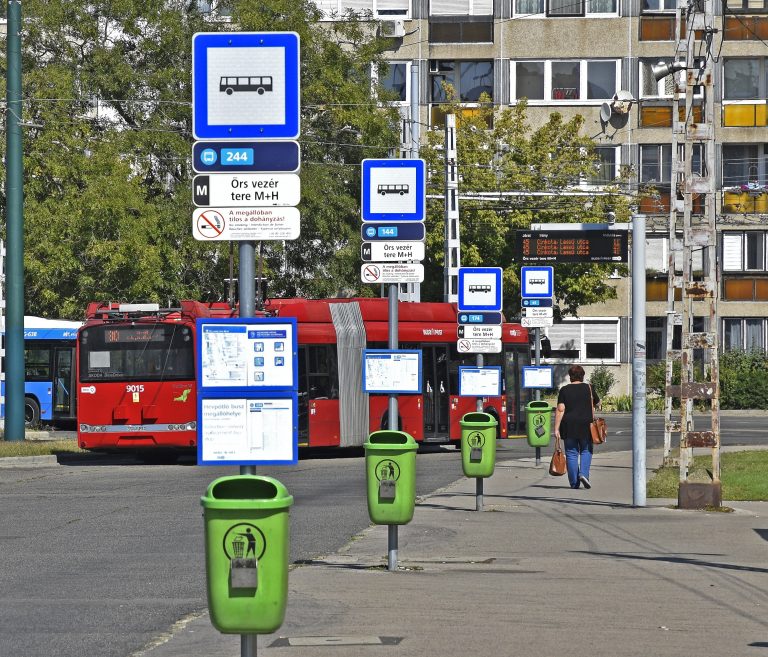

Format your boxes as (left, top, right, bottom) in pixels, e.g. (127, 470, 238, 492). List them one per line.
(219, 75, 273, 95)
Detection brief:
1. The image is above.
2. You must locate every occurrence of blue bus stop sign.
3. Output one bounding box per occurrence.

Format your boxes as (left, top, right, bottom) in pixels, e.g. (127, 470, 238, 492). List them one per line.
(361, 159, 426, 222)
(192, 32, 300, 140)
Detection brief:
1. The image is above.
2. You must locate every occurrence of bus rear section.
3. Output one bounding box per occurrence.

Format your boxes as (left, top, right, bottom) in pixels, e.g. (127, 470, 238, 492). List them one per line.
(76, 301, 233, 454)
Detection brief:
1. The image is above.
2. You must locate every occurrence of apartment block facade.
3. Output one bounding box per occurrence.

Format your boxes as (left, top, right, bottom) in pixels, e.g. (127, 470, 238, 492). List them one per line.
(313, 0, 768, 392)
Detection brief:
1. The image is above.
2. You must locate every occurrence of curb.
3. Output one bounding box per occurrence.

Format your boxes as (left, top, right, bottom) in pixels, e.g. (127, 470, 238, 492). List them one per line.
(0, 455, 59, 468)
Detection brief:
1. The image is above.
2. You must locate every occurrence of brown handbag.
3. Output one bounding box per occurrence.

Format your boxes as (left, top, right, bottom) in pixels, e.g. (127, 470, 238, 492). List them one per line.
(589, 384, 607, 444)
(549, 435, 567, 476)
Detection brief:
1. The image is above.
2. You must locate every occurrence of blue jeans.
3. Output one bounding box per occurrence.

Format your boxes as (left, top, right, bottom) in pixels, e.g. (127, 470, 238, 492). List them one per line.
(564, 436, 592, 488)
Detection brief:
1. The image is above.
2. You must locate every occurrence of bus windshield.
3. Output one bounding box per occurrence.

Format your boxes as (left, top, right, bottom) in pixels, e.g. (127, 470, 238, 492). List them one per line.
(79, 323, 195, 382)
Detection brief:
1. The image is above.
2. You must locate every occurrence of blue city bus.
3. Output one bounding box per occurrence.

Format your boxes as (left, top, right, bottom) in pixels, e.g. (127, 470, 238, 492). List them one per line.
(1, 317, 81, 427)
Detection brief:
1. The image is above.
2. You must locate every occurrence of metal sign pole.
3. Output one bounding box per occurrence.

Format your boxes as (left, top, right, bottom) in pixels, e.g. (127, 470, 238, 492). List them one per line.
(534, 327, 541, 466)
(476, 353, 484, 511)
(242, 635, 257, 657)
(239, 241, 256, 479)
(387, 283, 399, 571)
(631, 214, 647, 507)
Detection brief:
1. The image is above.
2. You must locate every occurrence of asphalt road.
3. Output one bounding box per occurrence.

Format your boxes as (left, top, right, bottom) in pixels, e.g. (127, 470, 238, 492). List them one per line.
(1, 413, 765, 657)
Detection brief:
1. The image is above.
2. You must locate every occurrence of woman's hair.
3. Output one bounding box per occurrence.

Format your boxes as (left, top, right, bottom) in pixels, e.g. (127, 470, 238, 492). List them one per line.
(568, 364, 585, 382)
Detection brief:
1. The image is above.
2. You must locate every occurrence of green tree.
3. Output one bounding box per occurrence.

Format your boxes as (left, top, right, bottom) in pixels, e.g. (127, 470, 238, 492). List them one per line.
(420, 96, 633, 315)
(0, 0, 400, 317)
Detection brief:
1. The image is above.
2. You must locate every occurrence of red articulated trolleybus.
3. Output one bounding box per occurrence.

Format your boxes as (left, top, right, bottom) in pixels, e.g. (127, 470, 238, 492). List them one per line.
(77, 298, 530, 454)
(76, 301, 235, 455)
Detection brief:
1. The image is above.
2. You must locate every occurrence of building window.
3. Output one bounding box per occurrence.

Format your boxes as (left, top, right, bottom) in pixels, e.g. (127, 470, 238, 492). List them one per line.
(430, 0, 492, 15)
(314, 0, 410, 19)
(646, 317, 665, 360)
(377, 62, 409, 103)
(724, 0, 768, 12)
(511, 60, 618, 103)
(722, 59, 768, 126)
(722, 144, 767, 187)
(723, 319, 765, 351)
(640, 144, 672, 185)
(586, 146, 619, 185)
(197, 0, 232, 18)
(722, 232, 768, 271)
(639, 58, 703, 100)
(641, 0, 676, 11)
(724, 58, 764, 99)
(430, 60, 493, 103)
(548, 0, 584, 15)
(544, 320, 619, 362)
(514, 0, 616, 14)
(430, 17, 494, 43)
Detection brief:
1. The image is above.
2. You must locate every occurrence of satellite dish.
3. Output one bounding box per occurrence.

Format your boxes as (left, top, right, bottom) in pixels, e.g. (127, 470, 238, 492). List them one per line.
(611, 90, 635, 115)
(599, 102, 612, 123)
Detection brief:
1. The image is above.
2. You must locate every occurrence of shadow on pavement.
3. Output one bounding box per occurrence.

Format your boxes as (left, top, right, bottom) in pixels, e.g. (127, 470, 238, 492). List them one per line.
(577, 550, 768, 574)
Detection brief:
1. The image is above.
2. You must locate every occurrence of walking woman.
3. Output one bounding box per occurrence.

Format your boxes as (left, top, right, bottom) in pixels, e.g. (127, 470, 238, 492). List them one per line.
(553, 364, 600, 489)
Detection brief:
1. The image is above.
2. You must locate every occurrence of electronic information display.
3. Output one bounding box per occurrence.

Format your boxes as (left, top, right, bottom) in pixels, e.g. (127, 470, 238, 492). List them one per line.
(516, 230, 628, 263)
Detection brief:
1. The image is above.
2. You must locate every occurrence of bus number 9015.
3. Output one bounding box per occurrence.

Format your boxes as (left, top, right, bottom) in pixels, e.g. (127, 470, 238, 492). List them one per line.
(126, 385, 145, 393)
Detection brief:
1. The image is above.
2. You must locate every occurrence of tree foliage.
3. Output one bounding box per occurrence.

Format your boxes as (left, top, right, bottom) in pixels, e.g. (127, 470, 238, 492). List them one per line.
(420, 95, 634, 317)
(2, 1, 633, 319)
(0, 0, 400, 318)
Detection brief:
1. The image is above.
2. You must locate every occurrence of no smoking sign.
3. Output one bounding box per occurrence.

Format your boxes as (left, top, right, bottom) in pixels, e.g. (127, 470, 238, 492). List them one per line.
(195, 209, 226, 238)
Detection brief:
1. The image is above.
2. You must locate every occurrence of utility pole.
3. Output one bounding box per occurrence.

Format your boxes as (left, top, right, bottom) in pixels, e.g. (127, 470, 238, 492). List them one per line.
(443, 114, 460, 303)
(403, 61, 420, 303)
(664, 0, 722, 508)
(5, 0, 25, 441)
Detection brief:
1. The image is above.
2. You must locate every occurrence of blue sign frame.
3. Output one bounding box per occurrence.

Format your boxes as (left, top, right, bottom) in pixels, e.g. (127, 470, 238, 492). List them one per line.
(522, 366, 554, 389)
(193, 140, 300, 173)
(457, 366, 502, 397)
(361, 222, 426, 242)
(196, 392, 298, 466)
(522, 297, 553, 308)
(521, 266, 554, 299)
(196, 317, 299, 466)
(362, 349, 423, 394)
(361, 159, 426, 222)
(457, 312, 503, 325)
(457, 267, 503, 312)
(193, 32, 300, 140)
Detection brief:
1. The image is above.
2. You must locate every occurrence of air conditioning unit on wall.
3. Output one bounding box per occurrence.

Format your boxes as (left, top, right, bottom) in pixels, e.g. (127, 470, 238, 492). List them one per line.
(380, 19, 405, 38)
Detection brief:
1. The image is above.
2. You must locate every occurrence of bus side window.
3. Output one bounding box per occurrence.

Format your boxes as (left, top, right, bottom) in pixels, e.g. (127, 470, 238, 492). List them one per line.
(25, 346, 51, 381)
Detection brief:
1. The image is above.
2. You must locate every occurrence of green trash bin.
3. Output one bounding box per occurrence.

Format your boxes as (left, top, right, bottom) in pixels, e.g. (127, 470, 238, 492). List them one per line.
(363, 430, 418, 525)
(460, 412, 498, 478)
(525, 401, 553, 447)
(201, 475, 294, 634)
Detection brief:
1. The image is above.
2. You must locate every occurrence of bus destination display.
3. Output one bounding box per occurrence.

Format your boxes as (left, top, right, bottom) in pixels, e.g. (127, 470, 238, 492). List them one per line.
(516, 230, 628, 263)
(104, 327, 165, 343)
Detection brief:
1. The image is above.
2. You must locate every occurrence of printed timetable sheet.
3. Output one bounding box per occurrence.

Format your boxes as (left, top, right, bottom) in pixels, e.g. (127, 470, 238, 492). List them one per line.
(201, 398, 295, 462)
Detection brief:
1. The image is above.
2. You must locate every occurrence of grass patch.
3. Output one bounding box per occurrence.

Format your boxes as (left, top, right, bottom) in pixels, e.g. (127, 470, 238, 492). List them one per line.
(0, 439, 85, 458)
(648, 450, 768, 501)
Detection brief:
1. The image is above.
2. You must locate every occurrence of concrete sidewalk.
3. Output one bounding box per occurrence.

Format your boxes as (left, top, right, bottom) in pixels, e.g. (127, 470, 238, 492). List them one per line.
(141, 449, 768, 657)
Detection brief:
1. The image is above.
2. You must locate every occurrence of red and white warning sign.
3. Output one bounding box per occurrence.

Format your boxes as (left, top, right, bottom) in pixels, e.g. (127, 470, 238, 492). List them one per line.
(192, 207, 300, 241)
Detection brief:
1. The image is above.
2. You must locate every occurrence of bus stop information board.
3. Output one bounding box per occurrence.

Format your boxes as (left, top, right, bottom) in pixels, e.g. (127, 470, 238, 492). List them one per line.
(516, 230, 628, 263)
(196, 318, 298, 466)
(362, 350, 422, 394)
(458, 366, 502, 397)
